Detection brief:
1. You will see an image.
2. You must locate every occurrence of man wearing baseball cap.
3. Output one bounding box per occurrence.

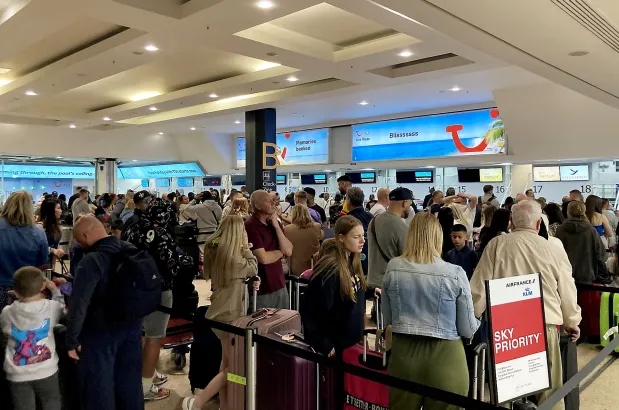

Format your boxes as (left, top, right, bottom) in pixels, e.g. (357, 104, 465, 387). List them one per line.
(120, 190, 151, 238)
(368, 187, 414, 288)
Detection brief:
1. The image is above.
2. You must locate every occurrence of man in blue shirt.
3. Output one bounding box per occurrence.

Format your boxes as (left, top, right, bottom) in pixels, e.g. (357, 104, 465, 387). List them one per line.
(444, 224, 478, 280)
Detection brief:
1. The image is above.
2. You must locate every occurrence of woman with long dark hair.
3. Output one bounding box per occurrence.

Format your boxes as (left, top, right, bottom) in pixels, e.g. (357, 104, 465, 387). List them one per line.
(39, 199, 63, 253)
(478, 208, 511, 255)
(543, 203, 564, 237)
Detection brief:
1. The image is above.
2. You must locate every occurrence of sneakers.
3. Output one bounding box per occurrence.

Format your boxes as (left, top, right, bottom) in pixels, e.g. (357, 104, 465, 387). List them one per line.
(144, 384, 170, 402)
(153, 370, 168, 386)
(182, 397, 196, 410)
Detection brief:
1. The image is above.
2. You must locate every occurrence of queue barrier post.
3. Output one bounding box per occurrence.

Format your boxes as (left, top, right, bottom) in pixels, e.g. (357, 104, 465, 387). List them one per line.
(245, 327, 258, 410)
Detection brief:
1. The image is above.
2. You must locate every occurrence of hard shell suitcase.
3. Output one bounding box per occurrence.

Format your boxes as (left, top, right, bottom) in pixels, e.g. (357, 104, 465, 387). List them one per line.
(255, 334, 318, 410)
(578, 284, 602, 340)
(600, 291, 619, 352)
(189, 306, 222, 392)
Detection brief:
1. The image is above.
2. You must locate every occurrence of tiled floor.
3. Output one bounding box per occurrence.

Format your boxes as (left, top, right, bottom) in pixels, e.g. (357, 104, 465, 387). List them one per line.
(147, 279, 619, 410)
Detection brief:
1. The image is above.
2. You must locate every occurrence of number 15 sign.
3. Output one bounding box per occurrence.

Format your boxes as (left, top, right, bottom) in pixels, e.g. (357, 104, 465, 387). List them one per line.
(486, 273, 551, 404)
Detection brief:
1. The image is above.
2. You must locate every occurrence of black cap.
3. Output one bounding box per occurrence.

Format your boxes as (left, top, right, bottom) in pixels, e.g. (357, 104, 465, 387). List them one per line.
(134, 190, 152, 204)
(389, 187, 413, 201)
(303, 187, 316, 197)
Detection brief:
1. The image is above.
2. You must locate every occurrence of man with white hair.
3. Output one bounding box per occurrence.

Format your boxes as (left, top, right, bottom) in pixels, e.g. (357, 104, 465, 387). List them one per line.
(470, 200, 581, 410)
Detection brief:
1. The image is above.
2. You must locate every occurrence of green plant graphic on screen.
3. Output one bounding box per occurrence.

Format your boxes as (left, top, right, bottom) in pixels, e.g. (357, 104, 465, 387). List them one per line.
(484, 119, 504, 144)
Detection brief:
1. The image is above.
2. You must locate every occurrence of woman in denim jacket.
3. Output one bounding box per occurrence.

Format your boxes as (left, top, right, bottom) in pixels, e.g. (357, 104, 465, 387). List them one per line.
(382, 213, 480, 410)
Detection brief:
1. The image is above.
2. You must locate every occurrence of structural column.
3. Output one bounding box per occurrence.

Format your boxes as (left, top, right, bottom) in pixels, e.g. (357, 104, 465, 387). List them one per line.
(245, 108, 276, 193)
(94, 158, 118, 194)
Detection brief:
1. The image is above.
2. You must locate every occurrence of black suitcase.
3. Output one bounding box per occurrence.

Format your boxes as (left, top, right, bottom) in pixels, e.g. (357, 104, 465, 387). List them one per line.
(560, 335, 579, 410)
(189, 306, 222, 393)
(175, 224, 200, 277)
(54, 324, 78, 410)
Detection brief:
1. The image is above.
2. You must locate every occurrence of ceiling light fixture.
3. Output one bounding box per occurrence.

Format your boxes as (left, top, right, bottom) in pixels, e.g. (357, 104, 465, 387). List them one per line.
(56, 157, 63, 159)
(425, 165, 435, 169)
(217, 95, 251, 103)
(144, 44, 159, 52)
(0, 79, 11, 87)
(25, 90, 37, 96)
(256, 0, 275, 9)
(398, 50, 413, 57)
(234, 120, 241, 124)
(359, 101, 368, 106)
(568, 51, 588, 57)
(190, 127, 196, 131)
(130, 92, 161, 101)
(158, 132, 164, 135)
(286, 76, 298, 82)
(132, 160, 138, 162)
(0, 68, 11, 74)
(149, 106, 158, 111)
(103, 117, 111, 121)
(69, 124, 76, 129)
(449, 86, 461, 92)
(208, 93, 218, 98)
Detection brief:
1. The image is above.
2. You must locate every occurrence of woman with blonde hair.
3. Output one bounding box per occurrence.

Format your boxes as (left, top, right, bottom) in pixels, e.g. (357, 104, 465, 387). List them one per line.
(284, 205, 323, 276)
(228, 196, 250, 220)
(0, 191, 51, 310)
(182, 215, 258, 410)
(120, 199, 136, 223)
(382, 213, 479, 410)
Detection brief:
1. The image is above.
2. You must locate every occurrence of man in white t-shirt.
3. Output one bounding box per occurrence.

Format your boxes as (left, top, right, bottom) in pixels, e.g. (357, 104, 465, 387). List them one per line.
(370, 187, 390, 217)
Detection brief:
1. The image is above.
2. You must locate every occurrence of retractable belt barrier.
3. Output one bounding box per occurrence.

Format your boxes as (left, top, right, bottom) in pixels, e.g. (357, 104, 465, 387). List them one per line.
(198, 316, 503, 410)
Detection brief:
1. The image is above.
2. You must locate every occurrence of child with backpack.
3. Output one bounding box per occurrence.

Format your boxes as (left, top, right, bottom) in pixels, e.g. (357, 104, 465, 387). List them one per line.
(0, 266, 65, 410)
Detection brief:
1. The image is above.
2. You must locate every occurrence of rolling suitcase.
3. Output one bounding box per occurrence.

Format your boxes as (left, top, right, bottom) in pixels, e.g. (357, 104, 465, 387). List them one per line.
(600, 291, 619, 352)
(54, 324, 78, 410)
(189, 306, 222, 393)
(175, 224, 199, 277)
(227, 308, 302, 410)
(578, 284, 602, 341)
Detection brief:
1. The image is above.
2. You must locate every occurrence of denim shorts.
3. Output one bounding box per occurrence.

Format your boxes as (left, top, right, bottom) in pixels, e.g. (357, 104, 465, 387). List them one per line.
(143, 290, 173, 339)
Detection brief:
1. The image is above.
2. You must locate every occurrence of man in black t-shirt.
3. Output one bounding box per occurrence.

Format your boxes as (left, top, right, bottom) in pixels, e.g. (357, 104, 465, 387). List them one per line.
(303, 187, 327, 224)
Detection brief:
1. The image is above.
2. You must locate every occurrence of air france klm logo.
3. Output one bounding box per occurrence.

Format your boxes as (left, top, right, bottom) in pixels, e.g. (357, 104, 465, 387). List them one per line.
(505, 278, 535, 288)
(523, 288, 533, 297)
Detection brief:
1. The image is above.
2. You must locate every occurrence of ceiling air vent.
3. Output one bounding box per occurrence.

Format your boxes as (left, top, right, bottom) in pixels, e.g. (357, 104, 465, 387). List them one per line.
(552, 0, 619, 53)
(369, 53, 474, 79)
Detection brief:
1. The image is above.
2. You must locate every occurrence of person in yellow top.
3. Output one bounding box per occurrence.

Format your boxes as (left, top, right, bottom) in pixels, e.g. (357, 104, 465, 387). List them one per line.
(470, 200, 581, 410)
(337, 175, 353, 214)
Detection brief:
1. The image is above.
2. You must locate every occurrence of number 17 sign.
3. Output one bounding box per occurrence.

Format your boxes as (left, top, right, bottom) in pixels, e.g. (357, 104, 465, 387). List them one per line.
(486, 273, 551, 404)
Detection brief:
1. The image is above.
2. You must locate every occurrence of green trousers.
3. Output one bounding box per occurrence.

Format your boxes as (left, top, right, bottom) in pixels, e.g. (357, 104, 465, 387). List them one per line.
(388, 333, 469, 410)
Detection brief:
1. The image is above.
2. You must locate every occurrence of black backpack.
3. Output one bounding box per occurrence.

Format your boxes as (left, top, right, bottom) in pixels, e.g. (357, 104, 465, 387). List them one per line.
(106, 242, 162, 322)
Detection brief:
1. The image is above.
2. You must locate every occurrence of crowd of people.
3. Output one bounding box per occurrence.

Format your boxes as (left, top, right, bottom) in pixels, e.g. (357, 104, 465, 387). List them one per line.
(0, 176, 615, 410)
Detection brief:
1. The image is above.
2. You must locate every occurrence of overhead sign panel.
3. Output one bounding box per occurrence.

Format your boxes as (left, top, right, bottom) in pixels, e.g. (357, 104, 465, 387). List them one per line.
(559, 165, 589, 181)
(351, 108, 506, 162)
(118, 163, 205, 179)
(533, 166, 560, 182)
(236, 129, 329, 168)
(0, 164, 95, 179)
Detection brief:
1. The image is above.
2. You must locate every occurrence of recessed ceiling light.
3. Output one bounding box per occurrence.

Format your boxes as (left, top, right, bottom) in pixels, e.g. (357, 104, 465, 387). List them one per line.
(144, 44, 159, 52)
(25, 90, 37, 96)
(132, 159, 138, 162)
(103, 117, 111, 121)
(69, 124, 76, 129)
(0, 68, 11, 74)
(425, 165, 435, 169)
(234, 120, 241, 124)
(286, 76, 298, 82)
(130, 92, 161, 101)
(149, 106, 158, 111)
(449, 86, 461, 92)
(568, 51, 588, 57)
(256, 0, 275, 9)
(56, 157, 63, 159)
(190, 127, 196, 131)
(208, 93, 218, 98)
(359, 101, 369, 106)
(398, 50, 413, 57)
(158, 132, 164, 135)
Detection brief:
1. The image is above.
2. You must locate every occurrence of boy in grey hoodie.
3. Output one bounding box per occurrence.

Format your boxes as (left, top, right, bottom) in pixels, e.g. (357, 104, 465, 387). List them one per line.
(0, 267, 65, 410)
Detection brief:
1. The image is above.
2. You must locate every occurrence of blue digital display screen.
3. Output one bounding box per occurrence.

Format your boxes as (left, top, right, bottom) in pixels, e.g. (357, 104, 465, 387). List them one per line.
(141, 179, 149, 188)
(0, 164, 95, 179)
(351, 108, 505, 162)
(177, 177, 194, 187)
(276, 175, 286, 185)
(155, 178, 170, 187)
(118, 162, 205, 179)
(236, 129, 329, 168)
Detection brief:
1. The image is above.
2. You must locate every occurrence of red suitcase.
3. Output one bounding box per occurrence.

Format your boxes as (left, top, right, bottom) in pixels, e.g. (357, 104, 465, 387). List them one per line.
(227, 308, 302, 410)
(343, 330, 389, 410)
(577, 284, 602, 340)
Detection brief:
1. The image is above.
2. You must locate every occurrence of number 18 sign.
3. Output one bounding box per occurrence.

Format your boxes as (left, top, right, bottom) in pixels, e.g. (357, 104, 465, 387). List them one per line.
(486, 273, 551, 404)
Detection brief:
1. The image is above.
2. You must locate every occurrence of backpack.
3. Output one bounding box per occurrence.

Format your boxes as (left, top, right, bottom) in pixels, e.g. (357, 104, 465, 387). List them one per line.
(106, 242, 162, 322)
